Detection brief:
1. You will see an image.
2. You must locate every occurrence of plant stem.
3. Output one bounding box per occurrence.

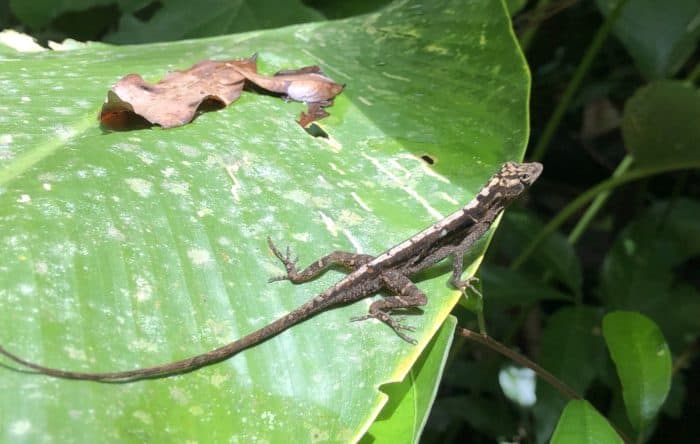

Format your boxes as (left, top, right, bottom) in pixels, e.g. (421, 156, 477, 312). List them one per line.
(567, 155, 634, 244)
(530, 0, 629, 161)
(511, 162, 700, 270)
(519, 0, 553, 52)
(456, 327, 580, 400)
(687, 61, 700, 84)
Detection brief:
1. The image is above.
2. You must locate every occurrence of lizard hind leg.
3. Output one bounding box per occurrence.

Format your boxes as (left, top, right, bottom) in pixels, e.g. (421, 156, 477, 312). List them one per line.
(267, 237, 373, 283)
(351, 271, 427, 344)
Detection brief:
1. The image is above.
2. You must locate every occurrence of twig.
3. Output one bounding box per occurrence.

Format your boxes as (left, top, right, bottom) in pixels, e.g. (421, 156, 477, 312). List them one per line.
(456, 327, 580, 400)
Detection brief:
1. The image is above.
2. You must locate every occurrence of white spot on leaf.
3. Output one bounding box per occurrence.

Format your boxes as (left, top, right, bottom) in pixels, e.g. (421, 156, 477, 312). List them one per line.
(188, 248, 212, 265)
(210, 372, 229, 387)
(169, 387, 190, 405)
(197, 207, 213, 217)
(292, 232, 310, 242)
(35, 261, 48, 274)
(106, 224, 125, 241)
(133, 411, 152, 425)
(163, 180, 189, 196)
(135, 277, 152, 302)
(10, 420, 31, 435)
(318, 211, 338, 237)
(63, 345, 87, 361)
(125, 178, 153, 198)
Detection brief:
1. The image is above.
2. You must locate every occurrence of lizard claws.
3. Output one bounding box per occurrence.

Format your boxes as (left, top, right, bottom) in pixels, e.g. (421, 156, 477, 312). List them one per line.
(351, 313, 417, 344)
(456, 276, 482, 298)
(267, 237, 301, 281)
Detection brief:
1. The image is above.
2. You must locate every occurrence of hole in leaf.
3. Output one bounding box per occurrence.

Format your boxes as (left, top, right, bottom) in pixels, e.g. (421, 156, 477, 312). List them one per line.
(304, 123, 329, 139)
(421, 154, 435, 165)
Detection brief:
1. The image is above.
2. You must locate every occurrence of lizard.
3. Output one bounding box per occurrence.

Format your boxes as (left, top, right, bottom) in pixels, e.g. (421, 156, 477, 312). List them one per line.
(0, 161, 542, 382)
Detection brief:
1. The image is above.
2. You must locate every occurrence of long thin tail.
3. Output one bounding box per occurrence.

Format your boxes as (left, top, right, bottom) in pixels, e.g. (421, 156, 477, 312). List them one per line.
(0, 296, 326, 382)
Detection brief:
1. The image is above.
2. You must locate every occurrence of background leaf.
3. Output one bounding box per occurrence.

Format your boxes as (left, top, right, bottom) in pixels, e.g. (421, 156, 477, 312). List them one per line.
(603, 311, 672, 431)
(8, 0, 146, 29)
(105, 0, 324, 44)
(600, 199, 700, 351)
(622, 80, 700, 169)
(0, 0, 529, 441)
(550, 400, 623, 444)
(595, 0, 700, 79)
(533, 306, 605, 443)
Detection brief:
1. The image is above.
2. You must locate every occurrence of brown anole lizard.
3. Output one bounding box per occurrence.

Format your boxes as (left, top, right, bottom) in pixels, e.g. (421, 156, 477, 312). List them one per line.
(0, 161, 542, 381)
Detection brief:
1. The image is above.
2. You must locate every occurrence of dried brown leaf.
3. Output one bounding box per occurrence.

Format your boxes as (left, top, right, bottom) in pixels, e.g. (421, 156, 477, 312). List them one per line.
(99, 55, 344, 130)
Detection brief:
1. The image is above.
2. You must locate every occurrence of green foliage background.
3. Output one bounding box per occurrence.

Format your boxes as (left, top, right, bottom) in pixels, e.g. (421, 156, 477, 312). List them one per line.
(2, 0, 699, 443)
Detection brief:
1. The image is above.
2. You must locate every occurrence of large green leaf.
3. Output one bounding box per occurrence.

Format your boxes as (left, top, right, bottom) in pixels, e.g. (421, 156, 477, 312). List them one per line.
(363, 316, 456, 443)
(0, 0, 529, 441)
(603, 311, 672, 431)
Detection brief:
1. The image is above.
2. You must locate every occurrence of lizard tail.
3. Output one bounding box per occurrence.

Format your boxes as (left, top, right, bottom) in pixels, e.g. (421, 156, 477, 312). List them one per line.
(0, 297, 324, 382)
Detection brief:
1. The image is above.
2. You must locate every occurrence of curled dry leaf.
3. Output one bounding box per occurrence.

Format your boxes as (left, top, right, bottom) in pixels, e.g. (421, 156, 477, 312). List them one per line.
(99, 55, 344, 130)
(233, 64, 344, 126)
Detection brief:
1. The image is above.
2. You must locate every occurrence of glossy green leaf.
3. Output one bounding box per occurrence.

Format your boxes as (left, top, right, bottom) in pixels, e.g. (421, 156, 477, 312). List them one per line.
(533, 306, 605, 443)
(622, 81, 700, 169)
(600, 199, 700, 350)
(551, 400, 623, 444)
(106, 0, 324, 44)
(603, 311, 672, 431)
(595, 0, 700, 79)
(0, 0, 529, 441)
(363, 316, 456, 444)
(505, 0, 528, 15)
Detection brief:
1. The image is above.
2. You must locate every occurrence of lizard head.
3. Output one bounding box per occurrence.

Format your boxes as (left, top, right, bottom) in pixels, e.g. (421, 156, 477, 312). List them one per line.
(497, 161, 543, 198)
(477, 161, 543, 204)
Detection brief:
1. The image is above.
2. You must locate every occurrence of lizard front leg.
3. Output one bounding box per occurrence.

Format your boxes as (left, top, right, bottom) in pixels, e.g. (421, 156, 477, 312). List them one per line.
(267, 237, 373, 283)
(449, 253, 481, 297)
(446, 221, 492, 297)
(351, 270, 427, 344)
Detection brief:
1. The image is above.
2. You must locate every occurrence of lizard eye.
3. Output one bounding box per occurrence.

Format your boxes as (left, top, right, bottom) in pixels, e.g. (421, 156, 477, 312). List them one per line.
(519, 173, 530, 182)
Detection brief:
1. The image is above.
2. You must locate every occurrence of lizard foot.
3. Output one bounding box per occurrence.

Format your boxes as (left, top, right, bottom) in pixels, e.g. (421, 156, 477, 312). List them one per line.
(351, 312, 417, 344)
(267, 237, 300, 282)
(455, 276, 482, 298)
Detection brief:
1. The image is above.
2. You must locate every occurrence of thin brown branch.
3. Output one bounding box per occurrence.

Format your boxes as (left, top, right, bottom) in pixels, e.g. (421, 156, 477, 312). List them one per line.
(456, 327, 581, 400)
